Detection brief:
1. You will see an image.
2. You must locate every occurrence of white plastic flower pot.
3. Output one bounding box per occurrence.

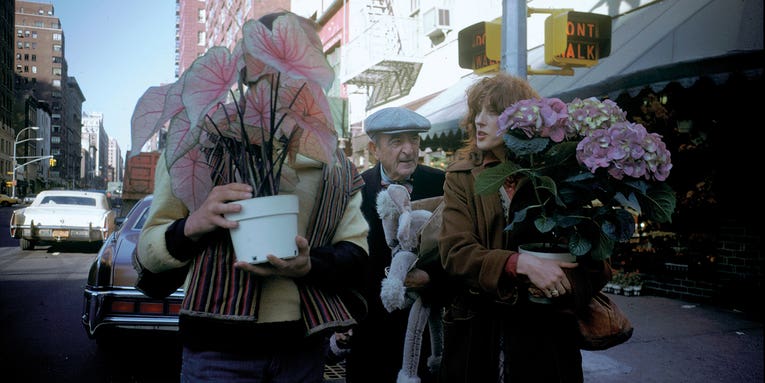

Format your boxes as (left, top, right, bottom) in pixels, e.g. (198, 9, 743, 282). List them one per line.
(225, 194, 299, 264)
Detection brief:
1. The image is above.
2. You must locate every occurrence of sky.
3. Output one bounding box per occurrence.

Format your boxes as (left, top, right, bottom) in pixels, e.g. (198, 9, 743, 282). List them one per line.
(51, 0, 177, 155)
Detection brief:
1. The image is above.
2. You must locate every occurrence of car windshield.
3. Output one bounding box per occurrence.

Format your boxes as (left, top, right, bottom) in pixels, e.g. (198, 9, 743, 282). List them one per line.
(40, 196, 97, 206)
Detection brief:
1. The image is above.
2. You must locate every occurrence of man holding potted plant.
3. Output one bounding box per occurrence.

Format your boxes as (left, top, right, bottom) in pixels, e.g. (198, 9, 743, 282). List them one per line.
(133, 12, 370, 382)
(345, 107, 448, 383)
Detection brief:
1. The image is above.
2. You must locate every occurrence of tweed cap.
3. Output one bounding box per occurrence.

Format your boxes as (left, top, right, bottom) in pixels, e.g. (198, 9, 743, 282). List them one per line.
(364, 107, 431, 136)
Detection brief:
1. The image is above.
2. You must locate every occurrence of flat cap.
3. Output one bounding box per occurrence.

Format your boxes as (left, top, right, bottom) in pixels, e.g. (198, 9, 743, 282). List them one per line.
(364, 107, 431, 136)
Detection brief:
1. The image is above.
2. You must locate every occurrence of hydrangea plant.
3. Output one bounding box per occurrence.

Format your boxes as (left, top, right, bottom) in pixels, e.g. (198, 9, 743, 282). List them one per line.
(474, 97, 676, 260)
(129, 13, 337, 211)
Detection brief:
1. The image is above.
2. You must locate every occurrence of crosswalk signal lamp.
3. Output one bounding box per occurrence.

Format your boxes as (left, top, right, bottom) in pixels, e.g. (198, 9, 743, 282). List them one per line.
(544, 11, 612, 67)
(49, 158, 56, 167)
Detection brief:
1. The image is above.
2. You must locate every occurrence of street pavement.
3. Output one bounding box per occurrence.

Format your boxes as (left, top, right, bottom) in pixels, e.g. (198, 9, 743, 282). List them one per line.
(326, 293, 763, 383)
(582, 294, 763, 383)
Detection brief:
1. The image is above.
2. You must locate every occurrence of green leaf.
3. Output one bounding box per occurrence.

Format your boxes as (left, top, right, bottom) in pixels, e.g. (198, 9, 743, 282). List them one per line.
(534, 215, 556, 233)
(589, 232, 615, 261)
(568, 232, 592, 256)
(504, 134, 549, 156)
(474, 161, 522, 195)
(639, 182, 677, 223)
(545, 141, 578, 165)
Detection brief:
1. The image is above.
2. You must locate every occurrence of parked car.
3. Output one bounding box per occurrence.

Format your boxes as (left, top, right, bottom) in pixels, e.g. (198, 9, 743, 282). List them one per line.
(0, 193, 20, 207)
(9, 189, 116, 250)
(81, 194, 184, 343)
(22, 193, 37, 205)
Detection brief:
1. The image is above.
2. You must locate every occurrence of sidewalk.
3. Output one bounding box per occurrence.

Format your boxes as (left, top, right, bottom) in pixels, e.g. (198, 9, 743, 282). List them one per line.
(582, 294, 763, 383)
(325, 294, 763, 382)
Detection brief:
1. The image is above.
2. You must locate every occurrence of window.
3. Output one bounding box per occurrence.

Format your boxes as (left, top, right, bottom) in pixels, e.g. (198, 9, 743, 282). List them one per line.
(198, 9, 206, 23)
(34, 21, 43, 27)
(25, 30, 31, 37)
(31, 66, 37, 74)
(16, 54, 21, 60)
(51, 136, 61, 144)
(32, 31, 37, 38)
(24, 42, 31, 49)
(30, 42, 36, 49)
(53, 33, 62, 41)
(52, 67, 62, 76)
(52, 125, 61, 133)
(52, 79, 60, 87)
(197, 31, 206, 46)
(15, 65, 22, 72)
(17, 29, 22, 37)
(23, 65, 29, 72)
(52, 56, 62, 64)
(17, 41, 22, 49)
(31, 54, 36, 61)
(24, 54, 29, 60)
(53, 44, 62, 52)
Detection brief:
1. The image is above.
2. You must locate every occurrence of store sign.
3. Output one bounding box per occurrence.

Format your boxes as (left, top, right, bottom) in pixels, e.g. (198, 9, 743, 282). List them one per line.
(458, 21, 501, 73)
(545, 11, 611, 67)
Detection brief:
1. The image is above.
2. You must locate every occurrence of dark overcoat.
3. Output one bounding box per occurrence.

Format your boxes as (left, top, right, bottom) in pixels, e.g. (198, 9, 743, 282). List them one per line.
(345, 162, 446, 383)
(438, 156, 611, 383)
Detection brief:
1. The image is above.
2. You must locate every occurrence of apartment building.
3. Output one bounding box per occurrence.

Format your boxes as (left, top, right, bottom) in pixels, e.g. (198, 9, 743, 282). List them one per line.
(14, 1, 82, 189)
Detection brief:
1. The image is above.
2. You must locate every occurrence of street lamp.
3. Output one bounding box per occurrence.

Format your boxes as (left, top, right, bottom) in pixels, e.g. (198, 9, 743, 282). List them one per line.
(12, 126, 42, 199)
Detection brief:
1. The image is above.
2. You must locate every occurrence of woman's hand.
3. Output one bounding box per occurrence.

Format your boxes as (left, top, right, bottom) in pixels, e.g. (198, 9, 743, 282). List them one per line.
(517, 252, 577, 299)
(235, 235, 312, 278)
(183, 183, 253, 241)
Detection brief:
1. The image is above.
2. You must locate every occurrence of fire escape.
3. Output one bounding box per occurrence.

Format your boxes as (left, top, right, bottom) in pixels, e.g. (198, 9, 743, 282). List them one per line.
(341, 0, 423, 110)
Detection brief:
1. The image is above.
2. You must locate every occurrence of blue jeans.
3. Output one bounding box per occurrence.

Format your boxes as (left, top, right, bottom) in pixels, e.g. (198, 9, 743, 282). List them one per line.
(180, 335, 328, 383)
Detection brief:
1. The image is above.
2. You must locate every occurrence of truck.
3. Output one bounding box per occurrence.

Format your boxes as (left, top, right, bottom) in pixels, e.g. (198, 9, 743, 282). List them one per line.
(120, 151, 160, 216)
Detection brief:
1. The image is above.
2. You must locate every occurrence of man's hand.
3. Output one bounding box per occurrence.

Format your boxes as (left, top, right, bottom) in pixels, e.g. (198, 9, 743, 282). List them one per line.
(235, 235, 312, 278)
(183, 183, 253, 241)
(404, 268, 430, 289)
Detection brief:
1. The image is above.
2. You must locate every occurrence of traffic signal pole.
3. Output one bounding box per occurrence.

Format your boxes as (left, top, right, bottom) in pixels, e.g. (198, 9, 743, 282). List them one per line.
(501, 0, 527, 78)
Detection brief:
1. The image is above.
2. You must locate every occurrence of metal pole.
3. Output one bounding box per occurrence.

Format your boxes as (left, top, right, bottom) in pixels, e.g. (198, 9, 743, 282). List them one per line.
(501, 0, 527, 78)
(11, 126, 41, 200)
(11, 139, 17, 199)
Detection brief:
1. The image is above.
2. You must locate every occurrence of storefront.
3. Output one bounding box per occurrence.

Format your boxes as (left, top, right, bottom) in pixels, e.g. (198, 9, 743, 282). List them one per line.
(414, 0, 763, 318)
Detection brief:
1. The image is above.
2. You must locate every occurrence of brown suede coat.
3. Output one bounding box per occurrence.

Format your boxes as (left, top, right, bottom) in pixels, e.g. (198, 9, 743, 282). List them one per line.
(438, 155, 611, 383)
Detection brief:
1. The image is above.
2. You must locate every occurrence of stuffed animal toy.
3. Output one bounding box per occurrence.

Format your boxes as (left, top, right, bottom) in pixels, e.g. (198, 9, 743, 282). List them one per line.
(376, 184, 443, 383)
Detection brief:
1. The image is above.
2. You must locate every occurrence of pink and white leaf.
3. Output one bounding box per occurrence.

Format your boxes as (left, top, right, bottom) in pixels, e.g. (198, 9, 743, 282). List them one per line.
(182, 46, 239, 134)
(168, 146, 213, 212)
(242, 14, 334, 91)
(130, 84, 171, 156)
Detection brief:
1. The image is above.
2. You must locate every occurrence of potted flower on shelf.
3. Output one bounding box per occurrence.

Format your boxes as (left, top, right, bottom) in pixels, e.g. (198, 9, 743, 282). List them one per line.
(474, 97, 677, 261)
(129, 13, 338, 262)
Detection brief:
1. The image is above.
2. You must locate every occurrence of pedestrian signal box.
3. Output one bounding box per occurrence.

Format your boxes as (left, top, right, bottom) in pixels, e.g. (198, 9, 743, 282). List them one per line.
(458, 21, 501, 72)
(544, 11, 611, 67)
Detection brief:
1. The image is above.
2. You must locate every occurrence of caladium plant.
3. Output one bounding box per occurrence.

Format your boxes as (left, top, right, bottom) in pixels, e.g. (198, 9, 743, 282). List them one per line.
(130, 12, 338, 211)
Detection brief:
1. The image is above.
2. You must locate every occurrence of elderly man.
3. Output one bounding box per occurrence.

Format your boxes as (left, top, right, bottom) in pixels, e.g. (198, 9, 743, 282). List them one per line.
(345, 107, 447, 383)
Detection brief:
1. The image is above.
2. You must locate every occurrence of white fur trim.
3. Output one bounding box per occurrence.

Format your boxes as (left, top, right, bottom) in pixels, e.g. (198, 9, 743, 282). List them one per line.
(397, 370, 421, 383)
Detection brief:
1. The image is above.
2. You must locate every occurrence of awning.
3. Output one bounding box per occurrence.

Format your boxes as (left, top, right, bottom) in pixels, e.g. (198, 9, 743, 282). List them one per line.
(417, 0, 763, 139)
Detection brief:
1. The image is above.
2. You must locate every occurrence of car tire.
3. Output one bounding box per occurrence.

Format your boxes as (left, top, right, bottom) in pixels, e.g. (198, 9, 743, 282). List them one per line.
(20, 238, 35, 250)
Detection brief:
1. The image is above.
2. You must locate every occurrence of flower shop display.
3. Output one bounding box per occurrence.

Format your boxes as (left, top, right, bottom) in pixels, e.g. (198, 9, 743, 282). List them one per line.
(129, 14, 339, 262)
(474, 97, 677, 261)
